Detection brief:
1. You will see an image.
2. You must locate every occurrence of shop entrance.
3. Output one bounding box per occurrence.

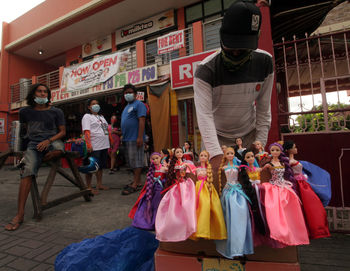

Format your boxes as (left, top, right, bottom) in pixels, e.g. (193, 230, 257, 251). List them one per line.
(178, 98, 200, 157)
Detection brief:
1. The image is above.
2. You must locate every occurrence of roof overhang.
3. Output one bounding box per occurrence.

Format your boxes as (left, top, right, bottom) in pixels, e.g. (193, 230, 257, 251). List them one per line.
(5, 0, 198, 67)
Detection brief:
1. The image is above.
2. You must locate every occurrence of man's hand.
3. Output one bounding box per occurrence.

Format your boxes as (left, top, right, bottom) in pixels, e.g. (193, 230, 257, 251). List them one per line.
(37, 139, 50, 152)
(87, 146, 93, 153)
(210, 154, 224, 192)
(136, 137, 143, 148)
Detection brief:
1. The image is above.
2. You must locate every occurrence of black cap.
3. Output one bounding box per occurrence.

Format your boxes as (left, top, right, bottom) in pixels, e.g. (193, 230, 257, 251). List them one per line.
(220, 0, 261, 50)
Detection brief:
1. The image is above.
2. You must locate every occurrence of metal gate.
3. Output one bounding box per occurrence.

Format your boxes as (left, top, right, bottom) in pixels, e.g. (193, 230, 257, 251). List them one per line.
(274, 30, 350, 231)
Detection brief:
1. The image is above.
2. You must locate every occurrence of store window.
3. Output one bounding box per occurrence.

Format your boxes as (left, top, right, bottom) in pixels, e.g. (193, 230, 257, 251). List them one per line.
(223, 0, 237, 9)
(145, 38, 180, 66)
(117, 43, 137, 71)
(204, 0, 222, 16)
(186, 3, 202, 22)
(185, 0, 236, 51)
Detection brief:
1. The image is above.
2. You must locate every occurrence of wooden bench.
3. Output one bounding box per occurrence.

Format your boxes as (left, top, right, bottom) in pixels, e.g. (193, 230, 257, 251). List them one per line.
(0, 150, 92, 220)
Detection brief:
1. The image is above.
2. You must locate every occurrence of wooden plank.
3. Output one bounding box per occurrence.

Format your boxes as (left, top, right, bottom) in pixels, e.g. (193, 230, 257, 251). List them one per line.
(30, 177, 42, 220)
(56, 167, 79, 187)
(40, 162, 59, 205)
(65, 155, 92, 202)
(41, 190, 92, 210)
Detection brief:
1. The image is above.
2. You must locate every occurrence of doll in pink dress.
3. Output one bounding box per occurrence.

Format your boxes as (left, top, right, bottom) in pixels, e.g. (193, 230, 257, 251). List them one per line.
(261, 143, 309, 246)
(155, 147, 196, 242)
(283, 141, 330, 239)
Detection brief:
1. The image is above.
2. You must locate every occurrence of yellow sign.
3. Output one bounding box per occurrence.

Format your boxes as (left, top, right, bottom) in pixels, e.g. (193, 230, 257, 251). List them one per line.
(202, 258, 245, 271)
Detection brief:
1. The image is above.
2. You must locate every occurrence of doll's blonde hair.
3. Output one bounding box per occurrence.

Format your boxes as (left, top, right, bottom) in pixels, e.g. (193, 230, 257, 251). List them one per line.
(218, 147, 235, 195)
(200, 150, 213, 194)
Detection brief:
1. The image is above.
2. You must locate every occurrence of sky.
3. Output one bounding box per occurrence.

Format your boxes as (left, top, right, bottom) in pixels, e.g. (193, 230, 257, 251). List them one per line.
(0, 0, 45, 47)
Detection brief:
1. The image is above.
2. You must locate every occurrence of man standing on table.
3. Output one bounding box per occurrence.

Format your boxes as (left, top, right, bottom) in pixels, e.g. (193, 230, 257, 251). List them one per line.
(194, 0, 274, 172)
(121, 84, 147, 195)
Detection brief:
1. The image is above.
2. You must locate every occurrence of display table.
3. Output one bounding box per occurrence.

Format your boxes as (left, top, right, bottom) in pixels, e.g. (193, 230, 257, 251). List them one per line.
(155, 240, 300, 271)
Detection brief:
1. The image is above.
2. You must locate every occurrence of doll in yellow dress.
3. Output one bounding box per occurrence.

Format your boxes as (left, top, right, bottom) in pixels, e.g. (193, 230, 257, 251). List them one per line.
(192, 150, 227, 240)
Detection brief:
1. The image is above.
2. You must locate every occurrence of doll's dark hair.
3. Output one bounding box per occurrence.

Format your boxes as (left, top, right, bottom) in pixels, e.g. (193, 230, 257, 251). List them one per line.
(283, 140, 312, 177)
(184, 141, 191, 149)
(283, 141, 294, 152)
(26, 83, 51, 107)
(238, 149, 266, 235)
(145, 162, 156, 223)
(161, 149, 170, 163)
(165, 147, 183, 188)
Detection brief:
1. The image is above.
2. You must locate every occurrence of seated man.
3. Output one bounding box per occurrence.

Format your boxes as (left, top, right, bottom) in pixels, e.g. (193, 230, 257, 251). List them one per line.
(5, 83, 66, 231)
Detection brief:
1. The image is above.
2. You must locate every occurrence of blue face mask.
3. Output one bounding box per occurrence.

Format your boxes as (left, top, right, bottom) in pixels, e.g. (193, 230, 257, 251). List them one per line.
(91, 104, 100, 113)
(34, 97, 48, 105)
(124, 93, 135, 103)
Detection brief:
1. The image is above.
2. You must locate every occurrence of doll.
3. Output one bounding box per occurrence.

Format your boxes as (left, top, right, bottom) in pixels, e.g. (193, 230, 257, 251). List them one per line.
(191, 150, 227, 240)
(183, 141, 194, 162)
(261, 143, 309, 246)
(160, 149, 170, 166)
(234, 137, 246, 161)
(253, 140, 269, 165)
(129, 152, 167, 230)
(215, 147, 254, 258)
(155, 147, 196, 242)
(283, 141, 330, 239)
(238, 149, 266, 235)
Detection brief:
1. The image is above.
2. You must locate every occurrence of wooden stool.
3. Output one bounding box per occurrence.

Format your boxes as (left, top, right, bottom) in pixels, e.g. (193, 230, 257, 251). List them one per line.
(0, 150, 92, 220)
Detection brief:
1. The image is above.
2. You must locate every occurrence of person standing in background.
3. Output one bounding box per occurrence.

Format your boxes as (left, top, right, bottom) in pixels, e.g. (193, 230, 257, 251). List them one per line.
(108, 114, 121, 174)
(82, 99, 112, 194)
(121, 84, 147, 195)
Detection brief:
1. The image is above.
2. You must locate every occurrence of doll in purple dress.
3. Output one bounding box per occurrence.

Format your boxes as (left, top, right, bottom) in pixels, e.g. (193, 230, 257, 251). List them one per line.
(129, 152, 167, 230)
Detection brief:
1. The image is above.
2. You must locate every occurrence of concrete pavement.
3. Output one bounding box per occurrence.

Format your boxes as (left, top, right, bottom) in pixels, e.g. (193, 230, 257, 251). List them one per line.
(0, 165, 349, 270)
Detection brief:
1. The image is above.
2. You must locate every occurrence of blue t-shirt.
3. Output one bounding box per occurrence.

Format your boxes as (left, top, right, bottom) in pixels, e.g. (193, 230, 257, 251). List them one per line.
(121, 100, 147, 141)
(19, 106, 65, 148)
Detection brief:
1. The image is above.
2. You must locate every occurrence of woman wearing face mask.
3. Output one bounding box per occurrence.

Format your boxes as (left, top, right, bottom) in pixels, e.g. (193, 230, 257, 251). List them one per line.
(81, 99, 112, 194)
(5, 83, 66, 231)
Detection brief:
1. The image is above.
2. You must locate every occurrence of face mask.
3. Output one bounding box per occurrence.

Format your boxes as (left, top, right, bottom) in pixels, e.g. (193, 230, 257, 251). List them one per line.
(34, 97, 48, 105)
(124, 93, 135, 103)
(91, 104, 100, 113)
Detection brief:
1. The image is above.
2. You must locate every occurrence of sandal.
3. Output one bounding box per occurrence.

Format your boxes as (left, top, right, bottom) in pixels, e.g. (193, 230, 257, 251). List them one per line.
(121, 185, 138, 195)
(123, 184, 142, 190)
(5, 219, 23, 231)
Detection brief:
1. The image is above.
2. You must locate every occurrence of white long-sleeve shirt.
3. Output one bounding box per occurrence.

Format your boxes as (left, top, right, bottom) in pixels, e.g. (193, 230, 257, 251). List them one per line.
(193, 49, 274, 158)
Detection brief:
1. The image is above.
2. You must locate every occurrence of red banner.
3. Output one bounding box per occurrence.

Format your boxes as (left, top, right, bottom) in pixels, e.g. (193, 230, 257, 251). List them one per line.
(170, 50, 217, 89)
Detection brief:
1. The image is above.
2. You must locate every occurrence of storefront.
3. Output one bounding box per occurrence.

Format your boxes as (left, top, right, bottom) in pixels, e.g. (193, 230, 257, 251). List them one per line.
(170, 50, 217, 154)
(52, 55, 158, 147)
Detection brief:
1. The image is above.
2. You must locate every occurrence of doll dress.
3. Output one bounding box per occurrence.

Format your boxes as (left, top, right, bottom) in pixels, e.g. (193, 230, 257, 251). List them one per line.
(131, 166, 166, 230)
(215, 163, 254, 258)
(191, 167, 227, 240)
(262, 165, 309, 246)
(292, 161, 330, 239)
(247, 169, 267, 227)
(155, 164, 196, 242)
